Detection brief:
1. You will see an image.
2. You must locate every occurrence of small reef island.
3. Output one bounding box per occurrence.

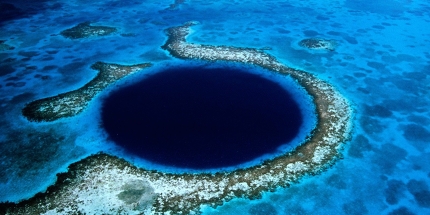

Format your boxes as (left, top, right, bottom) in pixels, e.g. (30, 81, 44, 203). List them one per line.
(299, 38, 337, 51)
(3, 22, 352, 214)
(60, 22, 117, 39)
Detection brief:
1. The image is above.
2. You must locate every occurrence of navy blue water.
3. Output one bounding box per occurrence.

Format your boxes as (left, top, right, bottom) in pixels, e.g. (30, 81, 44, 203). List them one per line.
(101, 66, 302, 169)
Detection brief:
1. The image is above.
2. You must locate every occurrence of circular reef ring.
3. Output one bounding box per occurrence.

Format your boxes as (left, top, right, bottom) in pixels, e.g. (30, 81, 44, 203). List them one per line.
(4, 21, 353, 215)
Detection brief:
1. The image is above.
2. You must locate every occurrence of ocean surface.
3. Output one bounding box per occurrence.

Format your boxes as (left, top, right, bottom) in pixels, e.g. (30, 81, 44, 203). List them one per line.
(1, 0, 429, 214)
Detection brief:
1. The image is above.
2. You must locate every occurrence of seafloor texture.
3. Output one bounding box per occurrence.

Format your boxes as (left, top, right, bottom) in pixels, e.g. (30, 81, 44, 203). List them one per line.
(1, 0, 430, 214)
(60, 22, 118, 39)
(22, 62, 151, 122)
(0, 40, 15, 51)
(1, 22, 352, 214)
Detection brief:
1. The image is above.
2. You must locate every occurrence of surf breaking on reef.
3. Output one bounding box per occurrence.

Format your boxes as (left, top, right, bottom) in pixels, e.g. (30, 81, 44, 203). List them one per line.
(3, 21, 352, 214)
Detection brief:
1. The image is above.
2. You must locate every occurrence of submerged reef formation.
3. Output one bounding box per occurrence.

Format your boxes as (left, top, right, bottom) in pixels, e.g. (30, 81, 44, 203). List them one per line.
(60, 22, 117, 39)
(22, 62, 152, 122)
(0, 40, 14, 51)
(299, 38, 337, 51)
(3, 22, 352, 214)
(167, 0, 185, 10)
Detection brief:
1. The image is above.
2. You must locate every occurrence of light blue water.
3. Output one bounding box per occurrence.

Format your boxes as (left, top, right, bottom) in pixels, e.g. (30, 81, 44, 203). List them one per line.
(0, 0, 429, 214)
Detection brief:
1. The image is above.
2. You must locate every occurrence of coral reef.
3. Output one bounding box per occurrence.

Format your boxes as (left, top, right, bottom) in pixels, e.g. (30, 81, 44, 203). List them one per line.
(22, 62, 152, 122)
(0, 40, 14, 51)
(60, 22, 117, 39)
(3, 22, 352, 214)
(299, 38, 337, 51)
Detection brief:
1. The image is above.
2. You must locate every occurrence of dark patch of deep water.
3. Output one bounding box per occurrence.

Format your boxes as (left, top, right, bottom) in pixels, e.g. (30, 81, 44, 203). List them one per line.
(101, 65, 303, 169)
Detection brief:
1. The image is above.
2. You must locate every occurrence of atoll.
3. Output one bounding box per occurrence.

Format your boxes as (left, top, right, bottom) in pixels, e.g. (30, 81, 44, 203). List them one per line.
(22, 62, 152, 122)
(60, 22, 117, 39)
(299, 38, 337, 51)
(3, 22, 352, 214)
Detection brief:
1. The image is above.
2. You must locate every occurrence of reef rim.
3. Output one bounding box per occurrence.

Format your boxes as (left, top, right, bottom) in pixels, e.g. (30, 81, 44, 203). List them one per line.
(2, 21, 353, 215)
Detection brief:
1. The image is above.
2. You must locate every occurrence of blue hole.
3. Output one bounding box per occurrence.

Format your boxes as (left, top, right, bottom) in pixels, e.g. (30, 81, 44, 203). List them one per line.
(101, 64, 304, 169)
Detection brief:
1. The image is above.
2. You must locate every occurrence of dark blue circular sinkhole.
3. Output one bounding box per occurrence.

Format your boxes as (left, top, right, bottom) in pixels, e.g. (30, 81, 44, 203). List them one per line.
(101, 65, 303, 169)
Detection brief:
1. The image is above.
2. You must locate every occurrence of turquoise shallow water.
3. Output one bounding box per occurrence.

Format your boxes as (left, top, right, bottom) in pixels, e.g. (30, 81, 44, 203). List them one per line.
(0, 0, 429, 214)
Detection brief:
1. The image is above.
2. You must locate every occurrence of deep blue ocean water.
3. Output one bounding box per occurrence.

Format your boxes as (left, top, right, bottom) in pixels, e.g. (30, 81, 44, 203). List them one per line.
(0, 0, 429, 214)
